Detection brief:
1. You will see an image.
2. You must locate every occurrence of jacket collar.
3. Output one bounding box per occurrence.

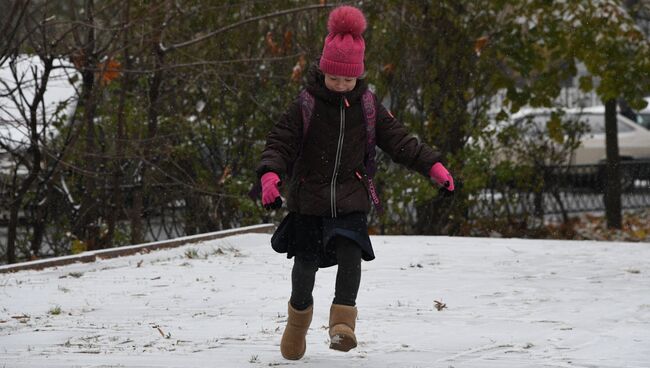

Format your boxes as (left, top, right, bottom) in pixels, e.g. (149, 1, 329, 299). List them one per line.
(305, 62, 367, 105)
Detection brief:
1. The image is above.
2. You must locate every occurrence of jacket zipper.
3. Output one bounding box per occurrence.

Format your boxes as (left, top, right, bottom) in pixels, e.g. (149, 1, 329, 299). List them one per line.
(331, 97, 346, 217)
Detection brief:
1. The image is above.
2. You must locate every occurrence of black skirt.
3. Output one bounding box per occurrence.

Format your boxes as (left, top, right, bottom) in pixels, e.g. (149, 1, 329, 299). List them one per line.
(271, 212, 375, 268)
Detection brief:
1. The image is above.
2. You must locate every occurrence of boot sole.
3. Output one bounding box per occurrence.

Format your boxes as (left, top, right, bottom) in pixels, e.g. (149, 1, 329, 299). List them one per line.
(281, 349, 305, 360)
(329, 333, 357, 352)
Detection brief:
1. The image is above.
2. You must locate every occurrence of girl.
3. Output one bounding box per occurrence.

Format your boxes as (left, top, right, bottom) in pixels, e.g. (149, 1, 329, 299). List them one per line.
(256, 5, 454, 360)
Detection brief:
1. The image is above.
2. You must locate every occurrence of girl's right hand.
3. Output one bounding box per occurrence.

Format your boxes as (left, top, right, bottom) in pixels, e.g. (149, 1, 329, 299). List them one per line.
(429, 162, 455, 191)
(261, 172, 282, 210)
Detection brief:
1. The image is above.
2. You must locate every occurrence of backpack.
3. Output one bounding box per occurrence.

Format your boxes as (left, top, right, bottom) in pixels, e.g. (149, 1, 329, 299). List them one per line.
(298, 89, 383, 215)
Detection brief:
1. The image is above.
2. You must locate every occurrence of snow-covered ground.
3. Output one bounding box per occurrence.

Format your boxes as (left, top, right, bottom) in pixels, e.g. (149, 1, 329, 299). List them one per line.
(1, 234, 649, 367)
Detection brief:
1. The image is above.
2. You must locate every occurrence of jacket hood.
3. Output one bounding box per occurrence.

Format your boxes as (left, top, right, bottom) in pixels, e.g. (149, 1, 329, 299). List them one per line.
(305, 61, 367, 105)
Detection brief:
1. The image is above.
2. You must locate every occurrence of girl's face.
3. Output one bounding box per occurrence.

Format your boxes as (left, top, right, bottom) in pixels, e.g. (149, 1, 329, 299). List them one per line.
(324, 73, 357, 93)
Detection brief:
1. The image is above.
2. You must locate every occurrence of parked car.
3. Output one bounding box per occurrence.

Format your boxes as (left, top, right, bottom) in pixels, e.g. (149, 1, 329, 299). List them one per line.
(510, 108, 650, 165)
(505, 108, 650, 190)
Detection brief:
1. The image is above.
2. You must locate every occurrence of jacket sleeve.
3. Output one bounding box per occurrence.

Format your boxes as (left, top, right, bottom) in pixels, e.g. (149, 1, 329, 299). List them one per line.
(256, 97, 303, 180)
(375, 100, 444, 177)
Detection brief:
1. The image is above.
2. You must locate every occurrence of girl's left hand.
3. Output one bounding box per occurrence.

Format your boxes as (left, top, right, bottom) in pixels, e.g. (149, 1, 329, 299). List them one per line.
(429, 162, 454, 191)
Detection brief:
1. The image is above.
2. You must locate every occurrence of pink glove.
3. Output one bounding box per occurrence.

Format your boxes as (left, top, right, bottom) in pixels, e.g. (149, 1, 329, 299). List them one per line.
(261, 172, 282, 209)
(429, 162, 454, 191)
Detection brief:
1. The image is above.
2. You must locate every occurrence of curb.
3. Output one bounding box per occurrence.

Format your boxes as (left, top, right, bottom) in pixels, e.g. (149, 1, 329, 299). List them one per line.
(0, 224, 275, 274)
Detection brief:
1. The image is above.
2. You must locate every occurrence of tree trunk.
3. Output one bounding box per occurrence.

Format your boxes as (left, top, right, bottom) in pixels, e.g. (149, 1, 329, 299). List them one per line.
(30, 194, 47, 259)
(74, 0, 101, 250)
(130, 186, 144, 244)
(107, 1, 132, 247)
(6, 202, 20, 264)
(604, 98, 622, 229)
(130, 1, 167, 244)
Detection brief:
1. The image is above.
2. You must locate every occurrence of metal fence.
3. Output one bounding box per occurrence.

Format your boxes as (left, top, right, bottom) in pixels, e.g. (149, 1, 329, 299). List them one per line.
(3, 161, 650, 261)
(471, 160, 650, 219)
(0, 190, 219, 262)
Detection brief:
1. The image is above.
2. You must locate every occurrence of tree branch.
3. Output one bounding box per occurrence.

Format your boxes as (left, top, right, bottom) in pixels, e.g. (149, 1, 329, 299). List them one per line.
(0, 0, 31, 66)
(164, 3, 335, 52)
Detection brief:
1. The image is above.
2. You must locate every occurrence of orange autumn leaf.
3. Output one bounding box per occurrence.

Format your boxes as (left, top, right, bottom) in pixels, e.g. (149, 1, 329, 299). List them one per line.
(474, 36, 489, 56)
(266, 31, 281, 56)
(218, 165, 232, 185)
(283, 30, 293, 53)
(98, 59, 121, 84)
(382, 63, 395, 75)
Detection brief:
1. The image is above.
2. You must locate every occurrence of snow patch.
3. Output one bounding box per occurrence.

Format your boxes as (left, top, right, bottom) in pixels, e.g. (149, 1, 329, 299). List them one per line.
(1, 234, 649, 367)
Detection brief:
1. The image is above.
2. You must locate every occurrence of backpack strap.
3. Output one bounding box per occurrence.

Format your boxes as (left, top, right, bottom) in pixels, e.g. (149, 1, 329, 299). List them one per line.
(299, 89, 315, 145)
(361, 90, 384, 215)
(361, 90, 377, 176)
(280, 89, 316, 180)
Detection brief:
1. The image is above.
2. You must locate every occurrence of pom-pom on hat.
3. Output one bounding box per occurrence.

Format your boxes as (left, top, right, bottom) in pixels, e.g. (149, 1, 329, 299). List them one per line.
(319, 6, 367, 78)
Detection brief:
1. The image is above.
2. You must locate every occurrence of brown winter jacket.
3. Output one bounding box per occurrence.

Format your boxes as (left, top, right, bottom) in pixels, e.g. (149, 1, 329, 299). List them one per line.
(256, 66, 443, 217)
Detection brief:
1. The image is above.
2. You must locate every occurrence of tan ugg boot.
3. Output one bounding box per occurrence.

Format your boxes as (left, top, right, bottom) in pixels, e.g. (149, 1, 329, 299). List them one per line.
(280, 303, 313, 360)
(329, 304, 358, 352)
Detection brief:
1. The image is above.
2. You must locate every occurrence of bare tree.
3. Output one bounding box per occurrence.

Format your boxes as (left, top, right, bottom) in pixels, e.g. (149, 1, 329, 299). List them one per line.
(0, 55, 67, 262)
(1, 1, 336, 263)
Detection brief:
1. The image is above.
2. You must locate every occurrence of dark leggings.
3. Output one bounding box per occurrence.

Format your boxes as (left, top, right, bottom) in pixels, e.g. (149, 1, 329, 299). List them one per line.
(290, 236, 362, 310)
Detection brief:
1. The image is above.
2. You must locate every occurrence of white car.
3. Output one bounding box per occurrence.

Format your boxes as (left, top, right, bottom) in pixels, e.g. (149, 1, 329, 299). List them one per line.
(510, 108, 650, 165)
(504, 107, 650, 191)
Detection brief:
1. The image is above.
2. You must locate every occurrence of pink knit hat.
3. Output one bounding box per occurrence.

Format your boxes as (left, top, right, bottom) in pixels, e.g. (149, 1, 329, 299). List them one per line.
(319, 6, 367, 78)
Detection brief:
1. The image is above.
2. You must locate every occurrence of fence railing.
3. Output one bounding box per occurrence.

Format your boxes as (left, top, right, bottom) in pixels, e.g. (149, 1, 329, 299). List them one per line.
(3, 161, 650, 262)
(0, 191, 222, 263)
(471, 160, 650, 219)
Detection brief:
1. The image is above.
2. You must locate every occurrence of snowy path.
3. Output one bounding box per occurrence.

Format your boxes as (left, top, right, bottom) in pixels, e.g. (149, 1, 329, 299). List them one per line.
(1, 234, 649, 367)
